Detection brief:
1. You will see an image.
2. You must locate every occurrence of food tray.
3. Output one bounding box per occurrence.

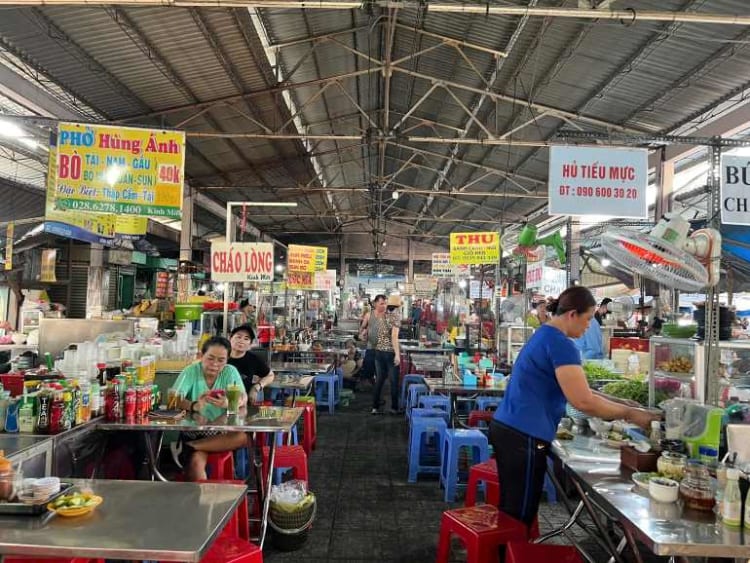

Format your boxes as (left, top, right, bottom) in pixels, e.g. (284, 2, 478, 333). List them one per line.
(0, 482, 75, 516)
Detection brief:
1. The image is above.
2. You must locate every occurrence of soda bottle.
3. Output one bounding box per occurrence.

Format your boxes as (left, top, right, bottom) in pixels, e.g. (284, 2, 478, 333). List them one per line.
(107, 380, 121, 422)
(124, 387, 136, 423)
(71, 379, 82, 426)
(18, 389, 35, 433)
(135, 380, 149, 422)
(90, 380, 101, 418)
(36, 385, 52, 434)
(79, 379, 91, 422)
(61, 391, 73, 431)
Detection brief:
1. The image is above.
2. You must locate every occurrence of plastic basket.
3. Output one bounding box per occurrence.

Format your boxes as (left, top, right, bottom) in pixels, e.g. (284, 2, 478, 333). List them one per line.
(268, 493, 316, 552)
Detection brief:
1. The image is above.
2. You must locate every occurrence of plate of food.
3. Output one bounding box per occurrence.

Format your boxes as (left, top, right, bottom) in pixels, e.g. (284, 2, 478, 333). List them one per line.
(632, 472, 659, 491)
(603, 430, 628, 448)
(47, 492, 103, 518)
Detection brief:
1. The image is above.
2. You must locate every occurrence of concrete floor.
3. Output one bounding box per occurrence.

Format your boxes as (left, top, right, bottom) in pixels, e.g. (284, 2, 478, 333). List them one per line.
(262, 384, 669, 563)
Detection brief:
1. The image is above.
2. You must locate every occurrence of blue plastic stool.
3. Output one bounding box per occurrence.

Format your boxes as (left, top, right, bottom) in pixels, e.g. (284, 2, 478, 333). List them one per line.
(408, 416, 447, 483)
(418, 395, 450, 413)
(409, 407, 450, 426)
(314, 373, 340, 414)
(400, 374, 426, 410)
(405, 383, 429, 420)
(275, 424, 299, 446)
(440, 429, 489, 502)
(476, 396, 501, 412)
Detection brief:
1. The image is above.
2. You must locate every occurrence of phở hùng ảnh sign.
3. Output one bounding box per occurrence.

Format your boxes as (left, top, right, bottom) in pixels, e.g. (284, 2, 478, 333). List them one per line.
(53, 123, 185, 218)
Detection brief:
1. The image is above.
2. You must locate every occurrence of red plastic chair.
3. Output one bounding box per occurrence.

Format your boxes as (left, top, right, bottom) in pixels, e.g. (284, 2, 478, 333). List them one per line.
(436, 504, 529, 563)
(197, 479, 249, 541)
(199, 537, 263, 563)
(467, 410, 493, 428)
(465, 461, 540, 539)
(506, 541, 583, 563)
(207, 451, 235, 480)
(261, 445, 309, 485)
(300, 403, 317, 454)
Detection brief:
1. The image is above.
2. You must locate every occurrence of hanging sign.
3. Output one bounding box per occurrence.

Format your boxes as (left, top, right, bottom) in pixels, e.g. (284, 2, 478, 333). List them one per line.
(287, 271, 314, 290)
(210, 242, 274, 282)
(40, 249, 57, 283)
(4, 223, 13, 271)
(449, 232, 500, 265)
(45, 138, 148, 244)
(721, 155, 750, 225)
(54, 122, 185, 218)
(526, 260, 544, 289)
(287, 244, 328, 272)
(431, 252, 469, 277)
(548, 146, 648, 218)
(542, 267, 567, 297)
(314, 269, 336, 291)
(469, 279, 494, 299)
(413, 274, 438, 297)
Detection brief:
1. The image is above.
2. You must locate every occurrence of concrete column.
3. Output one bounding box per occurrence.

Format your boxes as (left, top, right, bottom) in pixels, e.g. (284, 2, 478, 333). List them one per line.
(407, 238, 414, 283)
(566, 219, 581, 286)
(180, 182, 193, 263)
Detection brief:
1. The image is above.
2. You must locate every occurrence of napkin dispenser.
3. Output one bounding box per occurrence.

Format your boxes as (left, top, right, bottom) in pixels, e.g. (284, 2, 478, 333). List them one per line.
(620, 445, 658, 472)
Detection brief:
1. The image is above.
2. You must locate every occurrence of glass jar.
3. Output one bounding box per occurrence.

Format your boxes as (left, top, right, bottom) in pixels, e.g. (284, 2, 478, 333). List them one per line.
(679, 461, 715, 512)
(657, 451, 688, 481)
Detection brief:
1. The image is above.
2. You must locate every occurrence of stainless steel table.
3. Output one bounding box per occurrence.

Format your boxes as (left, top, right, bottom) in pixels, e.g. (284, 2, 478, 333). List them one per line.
(96, 406, 303, 548)
(266, 375, 314, 406)
(551, 435, 750, 561)
(0, 435, 54, 476)
(270, 362, 329, 373)
(0, 478, 246, 561)
(424, 378, 504, 427)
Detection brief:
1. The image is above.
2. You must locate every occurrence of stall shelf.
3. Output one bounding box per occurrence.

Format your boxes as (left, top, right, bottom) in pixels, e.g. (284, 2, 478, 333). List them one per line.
(496, 324, 533, 363)
(716, 340, 750, 408)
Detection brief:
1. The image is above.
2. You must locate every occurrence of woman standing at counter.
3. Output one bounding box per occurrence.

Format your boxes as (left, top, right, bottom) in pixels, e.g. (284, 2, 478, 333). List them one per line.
(490, 286, 660, 533)
(172, 336, 248, 481)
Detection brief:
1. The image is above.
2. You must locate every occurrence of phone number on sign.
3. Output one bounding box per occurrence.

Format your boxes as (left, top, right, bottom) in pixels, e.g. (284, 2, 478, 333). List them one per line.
(558, 186, 638, 199)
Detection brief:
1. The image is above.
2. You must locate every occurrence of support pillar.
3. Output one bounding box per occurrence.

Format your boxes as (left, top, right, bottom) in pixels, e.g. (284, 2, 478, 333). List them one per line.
(86, 244, 108, 319)
(407, 238, 414, 285)
(566, 219, 581, 286)
(654, 150, 675, 320)
(177, 182, 193, 303)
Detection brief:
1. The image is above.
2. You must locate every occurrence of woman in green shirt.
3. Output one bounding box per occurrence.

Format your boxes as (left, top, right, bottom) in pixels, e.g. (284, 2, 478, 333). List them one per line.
(171, 336, 248, 481)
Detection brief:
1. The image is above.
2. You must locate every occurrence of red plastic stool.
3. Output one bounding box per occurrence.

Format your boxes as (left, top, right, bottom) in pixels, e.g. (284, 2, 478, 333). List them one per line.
(300, 403, 317, 454)
(465, 461, 540, 539)
(198, 479, 249, 541)
(261, 445, 309, 485)
(506, 541, 583, 563)
(467, 410, 494, 428)
(4, 559, 104, 563)
(207, 451, 236, 480)
(436, 504, 529, 563)
(161, 536, 263, 563)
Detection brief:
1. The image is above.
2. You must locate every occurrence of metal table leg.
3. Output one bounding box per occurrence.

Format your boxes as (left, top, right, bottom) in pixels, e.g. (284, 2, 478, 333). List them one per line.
(258, 431, 278, 549)
(568, 475, 626, 563)
(143, 431, 168, 482)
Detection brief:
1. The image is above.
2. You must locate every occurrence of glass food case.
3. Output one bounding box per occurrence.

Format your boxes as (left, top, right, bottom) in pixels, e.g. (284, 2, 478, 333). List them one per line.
(496, 325, 533, 363)
(649, 337, 704, 406)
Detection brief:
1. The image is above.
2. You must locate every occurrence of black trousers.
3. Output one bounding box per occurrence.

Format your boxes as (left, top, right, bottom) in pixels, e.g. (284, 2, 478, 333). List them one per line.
(489, 420, 550, 528)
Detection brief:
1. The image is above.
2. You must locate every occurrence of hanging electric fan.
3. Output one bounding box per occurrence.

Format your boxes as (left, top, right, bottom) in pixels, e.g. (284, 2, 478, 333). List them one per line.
(601, 214, 721, 292)
(500, 295, 526, 323)
(515, 224, 567, 264)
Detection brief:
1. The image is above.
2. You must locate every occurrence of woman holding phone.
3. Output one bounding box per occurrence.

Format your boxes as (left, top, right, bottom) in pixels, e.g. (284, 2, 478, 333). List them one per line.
(171, 336, 249, 481)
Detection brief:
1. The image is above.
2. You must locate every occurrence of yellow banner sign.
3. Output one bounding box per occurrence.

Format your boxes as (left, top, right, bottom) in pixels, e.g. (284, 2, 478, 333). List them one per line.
(54, 123, 185, 218)
(287, 271, 314, 290)
(449, 231, 500, 265)
(40, 249, 57, 283)
(46, 142, 147, 244)
(4, 223, 13, 271)
(287, 244, 328, 272)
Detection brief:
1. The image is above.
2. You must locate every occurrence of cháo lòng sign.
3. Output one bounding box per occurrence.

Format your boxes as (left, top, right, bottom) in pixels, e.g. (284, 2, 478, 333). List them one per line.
(53, 123, 185, 218)
(211, 242, 274, 282)
(449, 232, 500, 265)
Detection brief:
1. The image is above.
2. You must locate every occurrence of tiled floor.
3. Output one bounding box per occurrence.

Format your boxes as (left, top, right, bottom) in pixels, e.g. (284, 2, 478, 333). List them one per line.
(263, 385, 668, 562)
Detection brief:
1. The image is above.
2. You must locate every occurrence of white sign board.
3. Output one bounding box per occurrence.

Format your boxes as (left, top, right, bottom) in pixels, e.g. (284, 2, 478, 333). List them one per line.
(548, 146, 648, 218)
(210, 242, 274, 282)
(431, 252, 468, 278)
(313, 269, 336, 291)
(525, 261, 544, 290)
(721, 155, 750, 225)
(542, 267, 567, 297)
(469, 280, 494, 299)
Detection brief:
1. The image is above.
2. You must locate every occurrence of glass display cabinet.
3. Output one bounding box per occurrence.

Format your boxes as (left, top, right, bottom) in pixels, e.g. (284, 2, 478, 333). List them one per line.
(496, 325, 533, 363)
(649, 337, 704, 406)
(716, 340, 750, 408)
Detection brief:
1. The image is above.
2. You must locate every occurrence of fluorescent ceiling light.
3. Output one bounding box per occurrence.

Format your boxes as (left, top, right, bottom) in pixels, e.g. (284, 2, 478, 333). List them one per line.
(19, 138, 37, 149)
(0, 120, 25, 138)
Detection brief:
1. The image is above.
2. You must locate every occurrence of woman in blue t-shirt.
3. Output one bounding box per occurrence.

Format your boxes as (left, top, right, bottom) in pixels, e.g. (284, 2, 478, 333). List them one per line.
(491, 286, 659, 532)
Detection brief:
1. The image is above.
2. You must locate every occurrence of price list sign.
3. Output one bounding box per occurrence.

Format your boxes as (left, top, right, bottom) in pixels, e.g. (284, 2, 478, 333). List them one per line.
(287, 244, 328, 272)
(548, 146, 648, 218)
(54, 123, 185, 218)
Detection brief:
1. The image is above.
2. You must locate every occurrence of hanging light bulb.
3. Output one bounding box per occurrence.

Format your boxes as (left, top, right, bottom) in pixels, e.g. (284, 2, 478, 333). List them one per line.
(601, 258, 611, 267)
(392, 190, 399, 200)
(382, 240, 387, 247)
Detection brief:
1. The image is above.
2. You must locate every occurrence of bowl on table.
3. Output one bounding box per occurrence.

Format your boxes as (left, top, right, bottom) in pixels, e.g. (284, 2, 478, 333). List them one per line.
(47, 493, 103, 518)
(649, 477, 679, 503)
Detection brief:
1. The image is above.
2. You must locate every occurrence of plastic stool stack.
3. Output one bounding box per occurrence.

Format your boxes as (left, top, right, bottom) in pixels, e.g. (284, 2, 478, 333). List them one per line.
(440, 429, 489, 502)
(476, 396, 501, 412)
(261, 445, 309, 486)
(505, 541, 583, 563)
(198, 537, 264, 563)
(400, 374, 426, 410)
(408, 415, 447, 483)
(314, 373, 340, 414)
(207, 451, 236, 480)
(197, 479, 250, 541)
(405, 383, 428, 420)
(409, 407, 450, 426)
(418, 395, 450, 413)
(436, 504, 528, 563)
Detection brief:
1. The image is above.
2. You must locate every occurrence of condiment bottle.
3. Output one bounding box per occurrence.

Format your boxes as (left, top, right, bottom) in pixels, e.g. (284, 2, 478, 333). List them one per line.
(0, 450, 13, 501)
(649, 420, 662, 447)
(18, 389, 35, 433)
(722, 468, 742, 527)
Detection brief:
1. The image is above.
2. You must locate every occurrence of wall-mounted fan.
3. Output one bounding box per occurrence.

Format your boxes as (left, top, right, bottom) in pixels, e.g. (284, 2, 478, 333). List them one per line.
(601, 214, 721, 292)
(514, 224, 567, 264)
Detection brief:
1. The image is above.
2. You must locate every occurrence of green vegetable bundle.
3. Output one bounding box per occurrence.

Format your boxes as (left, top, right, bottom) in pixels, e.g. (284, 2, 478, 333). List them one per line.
(601, 379, 667, 407)
(583, 363, 623, 384)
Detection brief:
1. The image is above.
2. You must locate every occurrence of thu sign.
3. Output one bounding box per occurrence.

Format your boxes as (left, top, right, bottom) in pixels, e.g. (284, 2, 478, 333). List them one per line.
(54, 123, 185, 218)
(548, 146, 648, 218)
(449, 232, 500, 265)
(211, 243, 274, 282)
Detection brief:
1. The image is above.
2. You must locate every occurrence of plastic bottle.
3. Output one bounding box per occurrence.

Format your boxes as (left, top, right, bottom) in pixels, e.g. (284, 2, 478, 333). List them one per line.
(71, 379, 82, 426)
(96, 363, 107, 386)
(36, 385, 52, 434)
(90, 380, 101, 418)
(627, 352, 640, 377)
(79, 379, 91, 422)
(649, 420, 662, 447)
(18, 389, 35, 433)
(61, 390, 73, 431)
(722, 468, 742, 527)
